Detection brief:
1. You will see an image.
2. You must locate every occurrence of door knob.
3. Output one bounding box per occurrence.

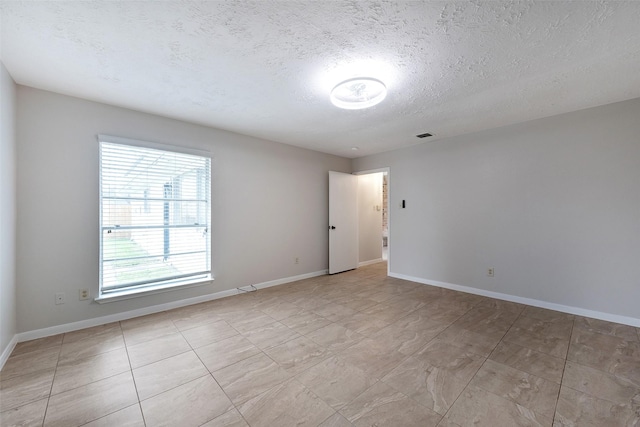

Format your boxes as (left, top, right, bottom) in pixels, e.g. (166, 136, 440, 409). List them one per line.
(329, 226, 336, 230)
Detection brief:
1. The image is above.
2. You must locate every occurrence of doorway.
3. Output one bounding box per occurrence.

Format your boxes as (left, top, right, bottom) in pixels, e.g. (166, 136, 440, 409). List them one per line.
(355, 168, 390, 276)
(328, 168, 390, 276)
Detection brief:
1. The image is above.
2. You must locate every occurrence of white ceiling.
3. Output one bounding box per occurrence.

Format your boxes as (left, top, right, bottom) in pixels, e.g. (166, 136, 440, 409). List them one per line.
(2, 1, 640, 158)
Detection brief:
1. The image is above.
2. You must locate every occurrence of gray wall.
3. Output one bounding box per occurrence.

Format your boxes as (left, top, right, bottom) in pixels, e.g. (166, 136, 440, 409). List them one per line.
(16, 86, 351, 333)
(0, 62, 17, 354)
(354, 98, 640, 323)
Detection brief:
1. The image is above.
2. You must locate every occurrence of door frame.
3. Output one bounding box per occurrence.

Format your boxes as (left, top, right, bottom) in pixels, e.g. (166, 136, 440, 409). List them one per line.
(353, 167, 390, 277)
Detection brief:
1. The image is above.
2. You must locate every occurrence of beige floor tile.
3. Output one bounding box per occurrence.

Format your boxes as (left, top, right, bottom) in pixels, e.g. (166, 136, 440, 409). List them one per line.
(259, 300, 305, 321)
(447, 385, 552, 427)
(317, 412, 353, 427)
(335, 312, 391, 337)
(330, 296, 379, 312)
(502, 327, 570, 359)
(469, 359, 560, 418)
(451, 307, 519, 336)
(440, 290, 485, 306)
(573, 316, 639, 341)
(355, 289, 394, 304)
(287, 295, 332, 310)
(337, 338, 408, 379)
(362, 289, 398, 303)
(121, 317, 178, 346)
(567, 328, 640, 384)
(171, 306, 222, 332)
(390, 309, 449, 333)
(562, 361, 639, 405)
(265, 336, 329, 375)
(430, 326, 501, 357)
(513, 315, 573, 339)
(437, 417, 463, 427)
(195, 335, 261, 372)
(374, 323, 440, 356)
(280, 311, 332, 335)
(133, 350, 209, 400)
(82, 404, 145, 427)
(51, 347, 130, 395)
(0, 347, 60, 381)
(238, 379, 335, 427)
(58, 330, 124, 364)
(120, 311, 166, 331)
(140, 375, 233, 427)
(489, 341, 565, 383)
(44, 371, 138, 427)
(339, 381, 442, 427)
(222, 310, 277, 334)
(401, 285, 444, 303)
(553, 385, 639, 427)
(250, 294, 289, 311)
(306, 323, 364, 352)
(521, 306, 574, 323)
(181, 319, 238, 349)
(242, 321, 301, 350)
(383, 295, 427, 313)
(415, 340, 485, 380)
(11, 334, 63, 357)
(5, 263, 639, 427)
(361, 302, 412, 324)
(0, 397, 48, 427)
(475, 299, 526, 314)
(382, 355, 469, 415)
(0, 369, 54, 412)
(126, 332, 191, 368)
(313, 303, 359, 322)
(200, 408, 249, 427)
(205, 296, 257, 315)
(417, 300, 472, 324)
(213, 353, 292, 405)
(62, 322, 121, 344)
(296, 355, 377, 410)
(120, 311, 172, 330)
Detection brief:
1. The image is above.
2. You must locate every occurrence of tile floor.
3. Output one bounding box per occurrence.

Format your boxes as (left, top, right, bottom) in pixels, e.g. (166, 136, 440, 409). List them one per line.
(1, 262, 639, 426)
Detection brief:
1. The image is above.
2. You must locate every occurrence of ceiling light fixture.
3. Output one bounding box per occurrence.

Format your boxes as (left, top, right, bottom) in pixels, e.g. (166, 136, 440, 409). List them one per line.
(330, 77, 387, 110)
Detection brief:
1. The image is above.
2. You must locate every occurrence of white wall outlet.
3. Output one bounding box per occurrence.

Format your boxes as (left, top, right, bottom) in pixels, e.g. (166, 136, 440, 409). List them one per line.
(487, 268, 495, 277)
(79, 289, 90, 300)
(55, 292, 65, 305)
(295, 257, 299, 264)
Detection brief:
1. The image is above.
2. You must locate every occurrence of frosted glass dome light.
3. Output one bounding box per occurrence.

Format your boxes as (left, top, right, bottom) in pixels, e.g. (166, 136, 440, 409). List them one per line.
(330, 77, 387, 110)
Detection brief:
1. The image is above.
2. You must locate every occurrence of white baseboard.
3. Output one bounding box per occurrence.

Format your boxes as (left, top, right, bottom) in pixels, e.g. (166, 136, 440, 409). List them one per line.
(358, 258, 384, 267)
(389, 272, 640, 328)
(0, 335, 18, 371)
(247, 269, 328, 291)
(16, 269, 328, 343)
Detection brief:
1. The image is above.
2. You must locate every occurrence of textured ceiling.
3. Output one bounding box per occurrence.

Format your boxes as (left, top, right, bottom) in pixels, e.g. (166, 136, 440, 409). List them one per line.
(2, 1, 640, 158)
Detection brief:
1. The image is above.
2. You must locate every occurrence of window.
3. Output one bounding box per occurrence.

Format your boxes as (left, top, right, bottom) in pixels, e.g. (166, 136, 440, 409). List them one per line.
(99, 135, 211, 299)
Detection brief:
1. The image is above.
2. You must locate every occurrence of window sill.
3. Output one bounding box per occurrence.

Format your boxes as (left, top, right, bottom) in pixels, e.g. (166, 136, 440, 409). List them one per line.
(94, 275, 214, 304)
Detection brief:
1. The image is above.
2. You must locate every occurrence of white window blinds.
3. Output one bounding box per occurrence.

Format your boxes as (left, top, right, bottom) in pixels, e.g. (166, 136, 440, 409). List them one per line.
(99, 137, 211, 295)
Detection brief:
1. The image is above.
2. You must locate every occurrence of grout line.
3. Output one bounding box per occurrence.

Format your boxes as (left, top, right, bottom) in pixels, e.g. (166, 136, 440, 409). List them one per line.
(121, 321, 148, 427)
(551, 317, 575, 425)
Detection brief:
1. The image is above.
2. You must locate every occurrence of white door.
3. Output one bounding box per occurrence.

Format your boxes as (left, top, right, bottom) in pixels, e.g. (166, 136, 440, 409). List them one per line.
(329, 171, 358, 274)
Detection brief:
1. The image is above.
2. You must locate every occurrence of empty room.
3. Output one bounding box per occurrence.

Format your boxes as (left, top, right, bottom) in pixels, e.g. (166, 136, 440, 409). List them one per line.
(1, 1, 639, 426)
